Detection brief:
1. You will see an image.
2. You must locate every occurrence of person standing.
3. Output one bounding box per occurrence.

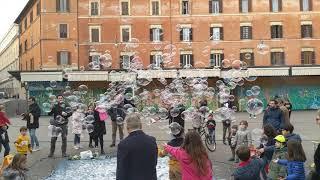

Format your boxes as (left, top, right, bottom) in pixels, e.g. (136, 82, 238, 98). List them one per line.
(278, 99, 290, 125)
(92, 105, 106, 154)
(48, 95, 72, 158)
(116, 113, 158, 180)
(0, 104, 11, 157)
(108, 105, 126, 147)
(22, 97, 41, 151)
(263, 99, 285, 132)
(285, 99, 293, 119)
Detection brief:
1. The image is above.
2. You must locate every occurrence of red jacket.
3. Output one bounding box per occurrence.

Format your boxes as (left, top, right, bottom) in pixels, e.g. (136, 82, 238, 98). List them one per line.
(0, 112, 11, 126)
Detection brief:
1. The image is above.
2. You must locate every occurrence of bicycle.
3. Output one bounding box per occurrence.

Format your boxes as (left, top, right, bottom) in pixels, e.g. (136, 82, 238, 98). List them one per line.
(197, 118, 217, 152)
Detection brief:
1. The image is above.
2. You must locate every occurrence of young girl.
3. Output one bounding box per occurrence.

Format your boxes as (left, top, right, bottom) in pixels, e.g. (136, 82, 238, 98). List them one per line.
(233, 120, 252, 163)
(72, 107, 85, 150)
(93, 105, 106, 154)
(0, 104, 11, 157)
(274, 140, 306, 180)
(164, 130, 213, 180)
(2, 154, 28, 179)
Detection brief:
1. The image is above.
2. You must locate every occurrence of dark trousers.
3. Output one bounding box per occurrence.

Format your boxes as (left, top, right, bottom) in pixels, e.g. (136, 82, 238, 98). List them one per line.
(49, 125, 68, 155)
(0, 141, 10, 157)
(74, 134, 80, 145)
(111, 121, 124, 144)
(223, 125, 231, 142)
(94, 135, 104, 151)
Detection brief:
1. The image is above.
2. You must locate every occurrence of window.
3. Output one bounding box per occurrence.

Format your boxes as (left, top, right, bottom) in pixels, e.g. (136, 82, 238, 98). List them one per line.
(271, 51, 285, 65)
(150, 27, 163, 42)
(270, 0, 282, 12)
(121, 1, 129, 15)
(24, 18, 27, 30)
(37, 3, 41, 16)
(271, 25, 283, 38)
(301, 50, 315, 65)
(210, 52, 224, 67)
(240, 52, 254, 66)
(239, 0, 251, 13)
(210, 27, 223, 40)
(240, 26, 252, 39)
(300, 0, 312, 11)
(90, 26, 101, 42)
(209, 0, 222, 14)
(24, 40, 28, 52)
(121, 26, 131, 42)
(301, 24, 312, 38)
(90, 1, 99, 16)
(180, 53, 193, 68)
(30, 11, 33, 23)
(181, 0, 189, 15)
(56, 0, 70, 12)
(30, 58, 34, 71)
(120, 55, 133, 69)
(151, 0, 160, 15)
(180, 27, 193, 41)
(150, 53, 163, 69)
(57, 51, 71, 65)
(59, 24, 68, 38)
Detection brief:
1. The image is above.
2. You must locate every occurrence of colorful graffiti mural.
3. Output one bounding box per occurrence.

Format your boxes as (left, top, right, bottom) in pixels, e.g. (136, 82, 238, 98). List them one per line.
(237, 85, 320, 110)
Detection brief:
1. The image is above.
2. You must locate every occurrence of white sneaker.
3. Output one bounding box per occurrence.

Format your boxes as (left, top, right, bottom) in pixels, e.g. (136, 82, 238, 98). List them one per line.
(32, 147, 40, 152)
(78, 144, 83, 149)
(74, 145, 79, 150)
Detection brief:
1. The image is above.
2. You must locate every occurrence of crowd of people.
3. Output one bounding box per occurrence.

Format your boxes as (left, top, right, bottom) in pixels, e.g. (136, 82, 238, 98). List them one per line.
(0, 96, 319, 180)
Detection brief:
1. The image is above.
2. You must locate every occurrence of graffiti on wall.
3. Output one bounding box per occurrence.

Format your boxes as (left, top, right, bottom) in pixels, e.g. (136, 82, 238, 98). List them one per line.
(237, 85, 320, 111)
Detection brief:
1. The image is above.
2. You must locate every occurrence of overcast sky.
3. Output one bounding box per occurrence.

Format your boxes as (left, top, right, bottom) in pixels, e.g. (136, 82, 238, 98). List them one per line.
(0, 0, 28, 41)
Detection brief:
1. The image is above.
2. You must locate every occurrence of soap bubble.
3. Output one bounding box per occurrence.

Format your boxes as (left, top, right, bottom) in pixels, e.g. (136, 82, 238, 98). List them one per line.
(42, 103, 52, 113)
(65, 107, 72, 114)
(257, 41, 270, 55)
(169, 122, 182, 135)
(229, 95, 235, 102)
(78, 85, 88, 95)
(116, 117, 124, 125)
(158, 108, 169, 120)
(170, 107, 180, 118)
(86, 124, 94, 133)
(80, 66, 85, 71)
(85, 115, 95, 124)
(251, 86, 261, 96)
(49, 95, 57, 103)
(137, 78, 152, 86)
(246, 90, 253, 97)
(50, 81, 57, 88)
(232, 60, 242, 70)
(246, 98, 264, 115)
(251, 128, 264, 147)
(45, 87, 54, 96)
(244, 53, 252, 60)
(55, 115, 66, 125)
(124, 93, 133, 101)
(221, 59, 231, 68)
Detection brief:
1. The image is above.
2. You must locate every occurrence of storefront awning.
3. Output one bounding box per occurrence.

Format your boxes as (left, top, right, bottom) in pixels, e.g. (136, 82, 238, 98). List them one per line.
(179, 69, 220, 78)
(292, 67, 320, 76)
(21, 72, 63, 82)
(137, 70, 177, 79)
(67, 71, 109, 81)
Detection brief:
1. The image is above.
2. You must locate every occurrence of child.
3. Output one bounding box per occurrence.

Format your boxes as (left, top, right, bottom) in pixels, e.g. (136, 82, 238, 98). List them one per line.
(14, 126, 32, 156)
(268, 135, 287, 179)
(228, 125, 238, 161)
(281, 123, 302, 143)
(274, 140, 306, 180)
(164, 130, 213, 180)
(159, 122, 184, 180)
(222, 118, 231, 145)
(206, 113, 216, 144)
(0, 104, 11, 157)
(86, 105, 95, 148)
(2, 154, 28, 179)
(233, 120, 252, 163)
(93, 105, 106, 155)
(232, 145, 268, 180)
(72, 108, 85, 150)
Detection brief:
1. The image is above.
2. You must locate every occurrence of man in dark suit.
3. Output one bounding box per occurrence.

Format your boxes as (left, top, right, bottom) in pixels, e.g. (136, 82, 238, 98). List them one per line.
(116, 113, 158, 180)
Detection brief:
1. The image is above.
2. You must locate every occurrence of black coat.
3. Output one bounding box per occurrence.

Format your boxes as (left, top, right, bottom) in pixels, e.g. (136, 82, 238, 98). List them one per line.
(92, 110, 106, 137)
(48, 103, 72, 126)
(0, 126, 9, 143)
(26, 103, 41, 129)
(116, 130, 158, 180)
(107, 107, 126, 122)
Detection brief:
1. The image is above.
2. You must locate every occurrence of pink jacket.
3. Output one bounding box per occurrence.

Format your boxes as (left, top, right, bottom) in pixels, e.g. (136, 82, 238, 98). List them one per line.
(164, 145, 213, 180)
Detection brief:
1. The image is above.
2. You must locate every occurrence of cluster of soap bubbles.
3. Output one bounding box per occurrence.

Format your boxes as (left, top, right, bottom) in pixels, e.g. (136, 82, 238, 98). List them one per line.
(245, 86, 264, 115)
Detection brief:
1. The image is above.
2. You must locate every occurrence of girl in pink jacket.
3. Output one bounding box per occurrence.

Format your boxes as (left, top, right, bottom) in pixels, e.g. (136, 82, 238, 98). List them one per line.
(164, 130, 213, 180)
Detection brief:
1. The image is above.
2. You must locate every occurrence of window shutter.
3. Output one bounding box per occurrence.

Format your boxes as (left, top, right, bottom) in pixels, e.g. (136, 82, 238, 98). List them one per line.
(271, 26, 275, 38)
(240, 53, 244, 61)
(180, 30, 183, 41)
(301, 52, 305, 64)
(271, 53, 274, 65)
(279, 25, 283, 38)
(251, 53, 255, 66)
(57, 52, 61, 65)
(220, 27, 224, 40)
(210, 54, 214, 66)
(309, 0, 312, 11)
(180, 55, 183, 67)
(190, 55, 194, 66)
(219, 0, 223, 13)
(67, 52, 71, 65)
(120, 56, 123, 69)
(248, 26, 252, 39)
(248, 0, 252, 12)
(209, 0, 213, 13)
(312, 51, 315, 64)
(210, 27, 213, 39)
(150, 55, 154, 65)
(240, 27, 243, 39)
(150, 29, 153, 41)
(160, 29, 163, 41)
(301, 25, 305, 38)
(279, 0, 282, 11)
(66, 0, 70, 12)
(239, 0, 242, 12)
(300, 0, 303, 11)
(309, 25, 313, 37)
(56, 0, 60, 12)
(190, 28, 193, 41)
(281, 52, 285, 65)
(269, 0, 272, 11)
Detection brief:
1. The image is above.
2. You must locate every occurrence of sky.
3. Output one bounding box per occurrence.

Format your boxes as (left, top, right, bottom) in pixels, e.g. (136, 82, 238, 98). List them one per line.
(0, 0, 29, 41)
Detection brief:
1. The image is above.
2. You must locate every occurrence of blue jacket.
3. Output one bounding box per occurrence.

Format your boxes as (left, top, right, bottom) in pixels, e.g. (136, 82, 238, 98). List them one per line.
(277, 160, 305, 180)
(116, 130, 158, 180)
(263, 107, 284, 130)
(285, 133, 302, 143)
(232, 157, 268, 180)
